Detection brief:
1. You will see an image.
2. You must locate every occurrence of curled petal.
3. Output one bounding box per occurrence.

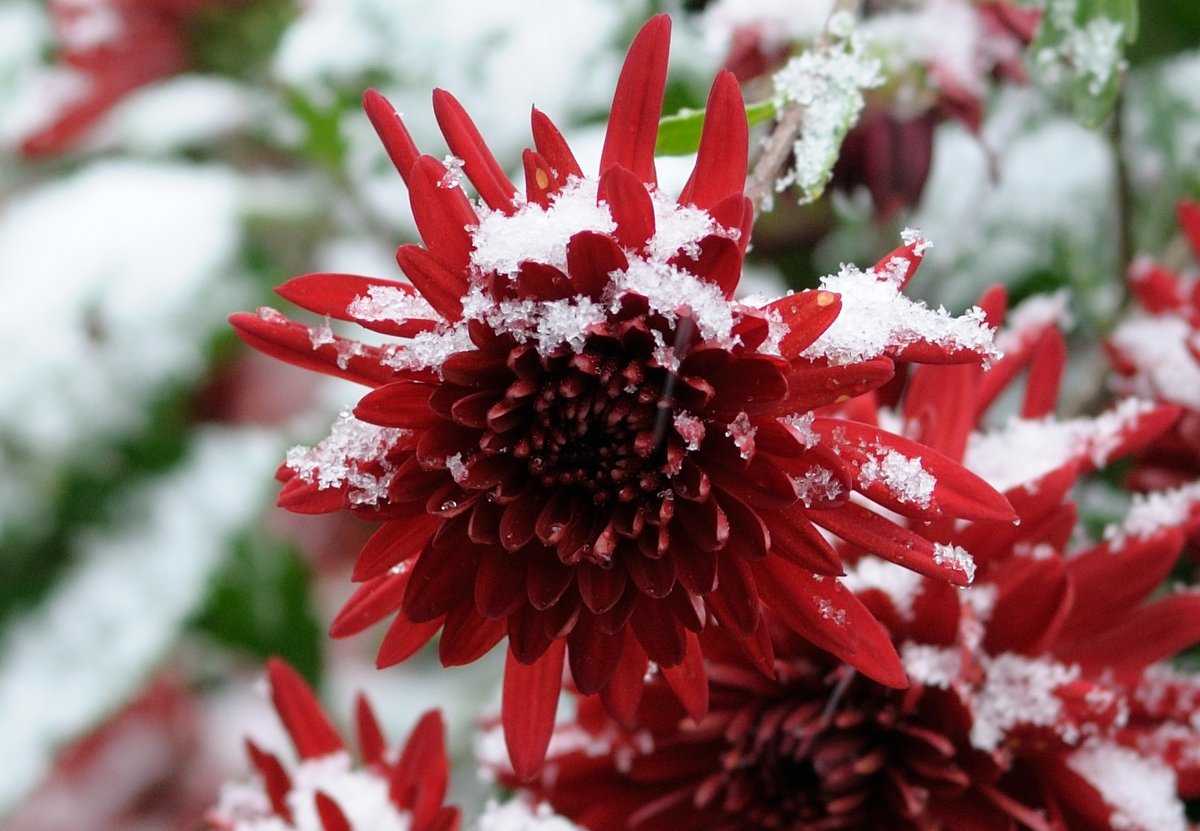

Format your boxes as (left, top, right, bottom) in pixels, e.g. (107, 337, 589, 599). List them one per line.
(599, 14, 671, 184)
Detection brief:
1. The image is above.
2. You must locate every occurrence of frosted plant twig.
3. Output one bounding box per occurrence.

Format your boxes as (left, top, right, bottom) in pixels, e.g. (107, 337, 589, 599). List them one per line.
(746, 0, 880, 212)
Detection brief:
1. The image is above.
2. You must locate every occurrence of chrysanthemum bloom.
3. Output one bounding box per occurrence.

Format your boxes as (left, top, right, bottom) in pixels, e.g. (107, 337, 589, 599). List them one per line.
(208, 659, 459, 831)
(1108, 200, 1200, 495)
(20, 0, 244, 157)
(510, 298, 1200, 831)
(232, 15, 1012, 777)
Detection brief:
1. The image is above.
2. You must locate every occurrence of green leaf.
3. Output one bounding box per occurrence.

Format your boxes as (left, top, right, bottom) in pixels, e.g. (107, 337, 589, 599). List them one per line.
(656, 99, 777, 157)
(192, 531, 323, 684)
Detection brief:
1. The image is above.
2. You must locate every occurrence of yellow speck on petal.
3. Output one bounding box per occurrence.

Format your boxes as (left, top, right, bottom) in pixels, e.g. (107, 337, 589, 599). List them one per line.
(816, 291, 836, 307)
(535, 168, 550, 190)
(835, 394, 851, 403)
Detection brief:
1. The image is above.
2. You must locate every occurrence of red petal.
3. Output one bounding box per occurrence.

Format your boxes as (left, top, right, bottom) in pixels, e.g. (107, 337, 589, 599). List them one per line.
(531, 107, 583, 182)
(669, 234, 741, 297)
(661, 630, 709, 723)
(229, 311, 393, 388)
(439, 602, 505, 665)
(355, 380, 440, 429)
(568, 614, 625, 695)
(678, 71, 748, 210)
(764, 289, 842, 357)
(315, 792, 351, 831)
(598, 165, 655, 252)
(627, 550, 678, 598)
(245, 740, 293, 822)
(376, 614, 443, 668)
(277, 477, 346, 514)
(406, 155, 478, 273)
(475, 546, 529, 618)
(1021, 326, 1065, 418)
(1057, 592, 1200, 675)
(276, 273, 437, 337)
(266, 658, 345, 759)
(751, 558, 908, 688)
(391, 710, 450, 825)
(432, 88, 518, 214)
(984, 555, 1072, 655)
(781, 358, 895, 411)
(762, 506, 843, 575)
(503, 639, 565, 780)
(364, 89, 420, 185)
(707, 552, 762, 637)
(353, 514, 440, 582)
(1179, 199, 1200, 261)
(522, 148, 556, 208)
(395, 243, 468, 321)
(902, 361, 981, 461)
(566, 230, 628, 300)
(599, 14, 671, 184)
(806, 501, 974, 587)
(402, 545, 480, 623)
(600, 638, 649, 726)
(630, 596, 687, 666)
(578, 560, 629, 615)
(708, 193, 754, 254)
(355, 694, 386, 767)
(330, 568, 412, 638)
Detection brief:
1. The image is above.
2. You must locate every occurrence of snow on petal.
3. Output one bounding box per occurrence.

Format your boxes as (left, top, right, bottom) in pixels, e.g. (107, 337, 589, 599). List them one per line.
(1068, 740, 1188, 831)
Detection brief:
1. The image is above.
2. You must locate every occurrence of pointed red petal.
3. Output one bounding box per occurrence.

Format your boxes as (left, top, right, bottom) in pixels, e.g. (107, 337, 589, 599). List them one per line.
(531, 107, 583, 182)
(376, 614, 443, 668)
(566, 230, 628, 300)
(315, 792, 351, 831)
(229, 311, 394, 388)
(364, 89, 420, 185)
(1058, 592, 1200, 675)
(600, 637, 648, 726)
(765, 289, 842, 357)
(439, 602, 506, 666)
(406, 155, 478, 273)
(277, 273, 438, 337)
(352, 514, 440, 582)
(330, 567, 412, 638)
(355, 694, 387, 767)
(751, 557, 908, 688)
(670, 234, 741, 297)
(1179, 199, 1200, 261)
(245, 740, 293, 822)
(503, 639, 565, 780)
(522, 148, 556, 208)
(391, 710, 450, 825)
(567, 614, 625, 695)
(598, 165, 655, 252)
(679, 71, 748, 209)
(395, 243, 468, 321)
(661, 629, 709, 723)
(402, 545, 480, 623)
(266, 658, 345, 760)
(355, 380, 441, 429)
(1021, 326, 1065, 418)
(762, 505, 844, 575)
(706, 552, 762, 637)
(432, 88, 518, 213)
(599, 15, 671, 184)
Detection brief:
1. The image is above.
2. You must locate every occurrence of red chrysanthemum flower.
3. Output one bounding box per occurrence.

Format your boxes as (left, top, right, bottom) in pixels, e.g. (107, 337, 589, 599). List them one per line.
(1109, 200, 1200, 497)
(20, 0, 243, 157)
(231, 15, 1013, 777)
(510, 296, 1200, 831)
(207, 659, 459, 831)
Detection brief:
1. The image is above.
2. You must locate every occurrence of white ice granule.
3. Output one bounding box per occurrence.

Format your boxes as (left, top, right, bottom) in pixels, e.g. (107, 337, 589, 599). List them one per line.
(611, 259, 738, 345)
(781, 411, 820, 448)
(1035, 2, 1127, 96)
(476, 797, 586, 831)
(901, 643, 962, 689)
(673, 411, 706, 452)
(214, 751, 413, 831)
(791, 466, 844, 507)
(969, 653, 1079, 752)
(842, 556, 924, 620)
(932, 543, 976, 583)
(801, 261, 997, 365)
(856, 445, 936, 508)
(1068, 741, 1188, 831)
(725, 411, 757, 460)
(285, 409, 406, 504)
(381, 322, 475, 373)
(470, 178, 616, 278)
(461, 286, 608, 355)
(1109, 315, 1200, 410)
(770, 11, 883, 205)
(964, 398, 1158, 494)
(1103, 479, 1200, 549)
(346, 285, 439, 325)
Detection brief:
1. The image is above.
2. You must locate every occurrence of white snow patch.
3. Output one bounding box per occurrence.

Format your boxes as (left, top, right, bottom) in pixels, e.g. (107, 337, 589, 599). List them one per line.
(476, 797, 586, 831)
(842, 556, 924, 620)
(1104, 479, 1200, 549)
(856, 445, 936, 508)
(1109, 315, 1200, 410)
(285, 409, 407, 506)
(1068, 740, 1187, 831)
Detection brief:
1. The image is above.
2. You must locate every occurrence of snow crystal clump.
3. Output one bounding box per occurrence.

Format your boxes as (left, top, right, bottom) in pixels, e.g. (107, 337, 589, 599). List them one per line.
(1068, 741, 1187, 831)
(347, 285, 438, 324)
(801, 262, 997, 365)
(933, 543, 976, 583)
(771, 10, 883, 205)
(477, 797, 586, 831)
(285, 410, 406, 504)
(214, 752, 412, 831)
(1104, 480, 1200, 549)
(1109, 316, 1200, 410)
(969, 653, 1079, 752)
(857, 446, 936, 508)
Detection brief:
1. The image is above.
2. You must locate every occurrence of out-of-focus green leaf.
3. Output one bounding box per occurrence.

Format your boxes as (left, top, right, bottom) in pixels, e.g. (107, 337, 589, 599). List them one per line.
(656, 100, 777, 156)
(1030, 0, 1138, 128)
(192, 531, 323, 685)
